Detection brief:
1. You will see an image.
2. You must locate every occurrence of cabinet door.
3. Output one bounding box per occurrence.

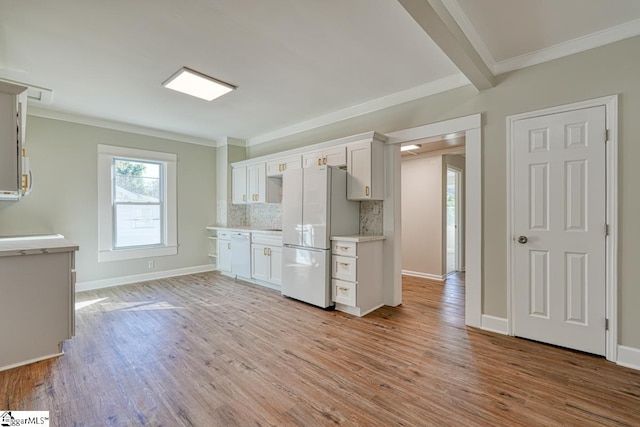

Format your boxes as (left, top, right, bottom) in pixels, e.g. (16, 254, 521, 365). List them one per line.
(303, 151, 323, 168)
(231, 166, 247, 204)
(251, 244, 269, 281)
(247, 163, 266, 203)
(267, 156, 302, 177)
(346, 141, 371, 200)
(217, 239, 232, 272)
(266, 160, 283, 177)
(324, 146, 347, 167)
(0, 90, 20, 193)
(268, 246, 282, 285)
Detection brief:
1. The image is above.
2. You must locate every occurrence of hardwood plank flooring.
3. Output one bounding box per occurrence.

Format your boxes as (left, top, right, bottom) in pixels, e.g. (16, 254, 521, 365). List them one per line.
(1, 272, 639, 426)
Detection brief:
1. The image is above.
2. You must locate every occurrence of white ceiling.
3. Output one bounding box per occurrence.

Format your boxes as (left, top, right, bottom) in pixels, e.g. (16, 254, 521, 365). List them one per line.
(1, 1, 639, 147)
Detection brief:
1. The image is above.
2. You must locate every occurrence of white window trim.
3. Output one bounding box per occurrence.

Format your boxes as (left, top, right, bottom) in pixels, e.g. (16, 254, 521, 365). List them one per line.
(98, 144, 177, 262)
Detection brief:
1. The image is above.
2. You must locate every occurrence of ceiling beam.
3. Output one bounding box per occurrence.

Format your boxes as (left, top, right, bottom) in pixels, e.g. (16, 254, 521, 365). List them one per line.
(397, 0, 495, 90)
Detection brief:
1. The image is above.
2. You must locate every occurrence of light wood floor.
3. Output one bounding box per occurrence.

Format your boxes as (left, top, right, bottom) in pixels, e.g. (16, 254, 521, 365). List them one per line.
(1, 272, 639, 426)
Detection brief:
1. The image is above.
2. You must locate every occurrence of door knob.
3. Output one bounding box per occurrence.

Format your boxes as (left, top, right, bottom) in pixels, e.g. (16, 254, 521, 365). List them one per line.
(517, 236, 528, 244)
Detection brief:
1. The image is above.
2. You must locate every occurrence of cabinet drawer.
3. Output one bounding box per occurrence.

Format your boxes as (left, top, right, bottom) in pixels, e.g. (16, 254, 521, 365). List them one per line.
(252, 233, 282, 247)
(332, 279, 356, 307)
(332, 240, 356, 257)
(218, 230, 231, 239)
(332, 255, 356, 282)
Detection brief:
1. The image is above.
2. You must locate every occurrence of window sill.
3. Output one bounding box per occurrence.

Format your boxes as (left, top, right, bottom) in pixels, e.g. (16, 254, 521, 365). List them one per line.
(98, 245, 178, 262)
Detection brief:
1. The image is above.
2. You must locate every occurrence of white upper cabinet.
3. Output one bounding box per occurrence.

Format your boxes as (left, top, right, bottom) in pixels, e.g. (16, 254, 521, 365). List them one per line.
(247, 162, 266, 203)
(303, 145, 346, 168)
(266, 155, 302, 177)
(347, 138, 384, 200)
(233, 162, 280, 204)
(0, 81, 27, 200)
(231, 166, 248, 204)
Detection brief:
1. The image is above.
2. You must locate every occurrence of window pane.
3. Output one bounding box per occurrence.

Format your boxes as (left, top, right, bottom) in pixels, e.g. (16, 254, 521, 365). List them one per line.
(114, 159, 161, 202)
(115, 204, 161, 247)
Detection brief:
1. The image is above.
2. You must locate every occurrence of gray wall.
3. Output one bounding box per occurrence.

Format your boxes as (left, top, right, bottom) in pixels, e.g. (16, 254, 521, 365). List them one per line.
(0, 116, 216, 283)
(246, 35, 640, 349)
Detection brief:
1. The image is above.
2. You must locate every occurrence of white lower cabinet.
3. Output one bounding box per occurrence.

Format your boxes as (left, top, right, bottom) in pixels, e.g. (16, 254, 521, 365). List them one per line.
(250, 233, 283, 288)
(330, 236, 385, 317)
(217, 231, 232, 273)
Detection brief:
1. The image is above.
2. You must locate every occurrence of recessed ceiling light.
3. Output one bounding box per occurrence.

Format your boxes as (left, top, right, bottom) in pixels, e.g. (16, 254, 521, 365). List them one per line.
(401, 144, 421, 152)
(162, 67, 236, 101)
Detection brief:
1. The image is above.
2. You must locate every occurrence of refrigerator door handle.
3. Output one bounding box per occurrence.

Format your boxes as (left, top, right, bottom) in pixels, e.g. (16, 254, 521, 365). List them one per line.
(283, 244, 324, 253)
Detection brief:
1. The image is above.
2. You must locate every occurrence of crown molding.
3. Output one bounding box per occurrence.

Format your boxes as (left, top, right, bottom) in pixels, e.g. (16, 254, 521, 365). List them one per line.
(248, 73, 471, 146)
(27, 106, 218, 147)
(494, 18, 640, 75)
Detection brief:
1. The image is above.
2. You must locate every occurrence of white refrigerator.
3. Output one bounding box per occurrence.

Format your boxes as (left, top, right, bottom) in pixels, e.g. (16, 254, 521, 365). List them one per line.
(281, 166, 360, 307)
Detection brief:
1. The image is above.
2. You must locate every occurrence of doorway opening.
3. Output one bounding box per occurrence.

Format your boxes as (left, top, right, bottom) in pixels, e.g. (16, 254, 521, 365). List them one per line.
(446, 167, 462, 275)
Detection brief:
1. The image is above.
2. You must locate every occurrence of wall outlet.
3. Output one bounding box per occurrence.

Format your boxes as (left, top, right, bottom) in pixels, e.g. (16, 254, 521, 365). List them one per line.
(148, 260, 154, 269)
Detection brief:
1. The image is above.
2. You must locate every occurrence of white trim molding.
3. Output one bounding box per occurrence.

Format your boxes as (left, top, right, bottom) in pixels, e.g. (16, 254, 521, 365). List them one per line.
(402, 270, 445, 282)
(76, 264, 216, 292)
(481, 315, 509, 335)
(617, 346, 640, 372)
(249, 74, 472, 146)
(97, 144, 178, 263)
(506, 95, 618, 362)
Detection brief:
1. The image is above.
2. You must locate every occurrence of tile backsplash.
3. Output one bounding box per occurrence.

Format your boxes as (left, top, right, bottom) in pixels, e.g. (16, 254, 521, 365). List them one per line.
(359, 200, 383, 236)
(219, 199, 383, 236)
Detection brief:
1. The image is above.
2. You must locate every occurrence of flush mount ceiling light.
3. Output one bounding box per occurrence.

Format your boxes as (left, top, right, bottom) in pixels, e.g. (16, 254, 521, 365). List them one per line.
(400, 144, 421, 152)
(162, 67, 236, 101)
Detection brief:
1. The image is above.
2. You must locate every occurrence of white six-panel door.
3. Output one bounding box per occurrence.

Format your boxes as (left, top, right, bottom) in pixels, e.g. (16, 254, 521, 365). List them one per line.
(513, 106, 607, 356)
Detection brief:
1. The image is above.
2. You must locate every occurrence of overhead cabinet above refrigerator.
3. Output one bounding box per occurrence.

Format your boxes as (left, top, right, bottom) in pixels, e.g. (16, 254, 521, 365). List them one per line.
(0, 81, 31, 201)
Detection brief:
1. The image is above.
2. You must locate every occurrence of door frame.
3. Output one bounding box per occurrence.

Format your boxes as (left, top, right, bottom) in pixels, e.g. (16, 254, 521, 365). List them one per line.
(386, 113, 482, 327)
(506, 95, 618, 361)
(446, 165, 463, 273)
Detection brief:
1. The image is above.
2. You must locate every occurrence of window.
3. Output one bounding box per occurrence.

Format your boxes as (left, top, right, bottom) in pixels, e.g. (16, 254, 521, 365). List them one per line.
(98, 145, 177, 262)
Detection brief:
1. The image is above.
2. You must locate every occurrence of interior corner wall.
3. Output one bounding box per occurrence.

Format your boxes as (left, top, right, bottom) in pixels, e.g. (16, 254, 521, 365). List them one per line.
(401, 155, 443, 278)
(0, 116, 217, 284)
(247, 35, 640, 349)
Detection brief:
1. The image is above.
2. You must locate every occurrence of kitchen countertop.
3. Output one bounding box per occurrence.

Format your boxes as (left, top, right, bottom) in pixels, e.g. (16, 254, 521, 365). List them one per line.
(331, 235, 386, 242)
(206, 226, 282, 234)
(0, 234, 79, 256)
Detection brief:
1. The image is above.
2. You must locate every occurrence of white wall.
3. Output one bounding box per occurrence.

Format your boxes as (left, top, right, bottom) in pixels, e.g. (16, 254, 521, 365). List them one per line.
(0, 116, 217, 285)
(401, 155, 444, 278)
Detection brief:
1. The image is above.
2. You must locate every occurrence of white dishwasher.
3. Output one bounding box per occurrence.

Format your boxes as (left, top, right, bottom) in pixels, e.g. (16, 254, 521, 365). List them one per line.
(230, 231, 251, 279)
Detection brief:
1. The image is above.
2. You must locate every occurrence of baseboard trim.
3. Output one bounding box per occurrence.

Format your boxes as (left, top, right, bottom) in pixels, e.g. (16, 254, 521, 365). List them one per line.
(0, 352, 64, 372)
(617, 345, 640, 371)
(402, 270, 445, 282)
(76, 264, 216, 292)
(481, 314, 509, 335)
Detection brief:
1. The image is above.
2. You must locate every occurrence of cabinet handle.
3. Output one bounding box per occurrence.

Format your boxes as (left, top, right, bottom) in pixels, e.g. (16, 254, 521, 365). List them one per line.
(323, 157, 327, 165)
(365, 186, 370, 196)
(267, 248, 272, 256)
(243, 194, 246, 202)
(279, 164, 283, 172)
(339, 262, 349, 267)
(227, 242, 231, 250)
(282, 164, 286, 171)
(338, 287, 348, 292)
(263, 247, 267, 256)
(317, 158, 322, 166)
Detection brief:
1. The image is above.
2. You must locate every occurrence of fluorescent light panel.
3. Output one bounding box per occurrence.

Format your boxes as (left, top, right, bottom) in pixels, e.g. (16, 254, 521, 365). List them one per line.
(401, 144, 421, 151)
(162, 67, 236, 101)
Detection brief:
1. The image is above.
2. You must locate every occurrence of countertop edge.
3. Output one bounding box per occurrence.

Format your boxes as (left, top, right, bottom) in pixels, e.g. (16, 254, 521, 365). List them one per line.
(207, 226, 282, 235)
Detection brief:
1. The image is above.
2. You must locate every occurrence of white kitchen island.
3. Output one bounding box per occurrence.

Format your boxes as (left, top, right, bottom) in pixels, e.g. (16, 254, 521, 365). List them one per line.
(0, 234, 78, 371)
